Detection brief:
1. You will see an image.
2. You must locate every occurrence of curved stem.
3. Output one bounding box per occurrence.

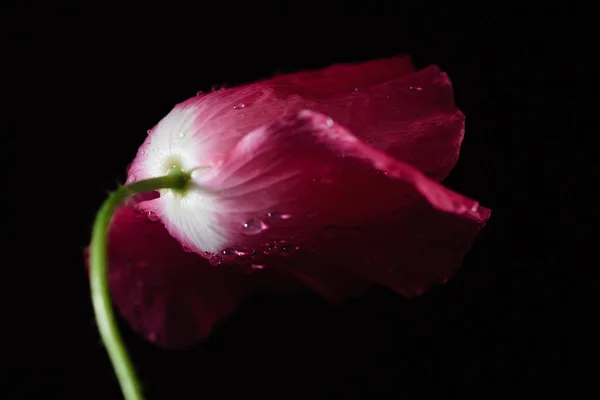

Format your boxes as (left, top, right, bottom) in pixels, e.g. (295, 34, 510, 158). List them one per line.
(89, 172, 190, 400)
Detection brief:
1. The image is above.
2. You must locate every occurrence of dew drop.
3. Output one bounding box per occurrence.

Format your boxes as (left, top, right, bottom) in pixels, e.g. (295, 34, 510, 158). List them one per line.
(126, 175, 136, 184)
(146, 129, 152, 135)
(267, 212, 292, 222)
(470, 203, 479, 213)
(221, 248, 238, 262)
(280, 245, 299, 256)
(242, 219, 268, 235)
(233, 103, 246, 109)
(263, 245, 278, 256)
(409, 86, 423, 91)
(325, 117, 334, 127)
(353, 87, 359, 92)
(178, 132, 185, 138)
(251, 264, 264, 270)
(147, 211, 160, 222)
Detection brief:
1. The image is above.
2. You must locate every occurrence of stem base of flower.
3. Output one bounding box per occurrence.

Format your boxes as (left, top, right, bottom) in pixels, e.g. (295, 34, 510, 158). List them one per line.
(89, 173, 190, 400)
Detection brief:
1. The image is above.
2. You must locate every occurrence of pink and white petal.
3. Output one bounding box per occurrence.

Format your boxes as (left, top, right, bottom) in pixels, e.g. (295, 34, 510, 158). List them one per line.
(150, 110, 489, 296)
(126, 87, 305, 183)
(127, 57, 458, 188)
(99, 204, 258, 349)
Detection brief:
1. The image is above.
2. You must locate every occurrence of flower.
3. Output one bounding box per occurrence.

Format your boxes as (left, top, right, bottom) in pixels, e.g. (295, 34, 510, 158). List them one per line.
(92, 55, 491, 349)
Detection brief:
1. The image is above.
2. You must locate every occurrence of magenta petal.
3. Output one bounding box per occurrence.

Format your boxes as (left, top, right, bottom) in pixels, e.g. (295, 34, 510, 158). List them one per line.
(267, 254, 372, 302)
(303, 65, 465, 182)
(99, 205, 258, 349)
(184, 110, 489, 296)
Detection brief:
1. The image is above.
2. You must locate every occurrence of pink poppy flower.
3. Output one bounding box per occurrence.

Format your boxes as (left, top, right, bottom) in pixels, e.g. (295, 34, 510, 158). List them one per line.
(93, 55, 491, 349)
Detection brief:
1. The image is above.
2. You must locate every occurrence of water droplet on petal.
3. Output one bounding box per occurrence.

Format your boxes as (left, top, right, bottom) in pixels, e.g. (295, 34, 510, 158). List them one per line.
(267, 212, 293, 223)
(126, 175, 136, 184)
(146, 129, 152, 135)
(220, 248, 238, 262)
(325, 117, 334, 127)
(353, 87, 359, 92)
(178, 132, 185, 138)
(470, 203, 479, 212)
(251, 264, 264, 270)
(409, 86, 423, 91)
(263, 245, 278, 256)
(242, 219, 268, 235)
(233, 103, 246, 109)
(147, 211, 160, 222)
(280, 245, 299, 256)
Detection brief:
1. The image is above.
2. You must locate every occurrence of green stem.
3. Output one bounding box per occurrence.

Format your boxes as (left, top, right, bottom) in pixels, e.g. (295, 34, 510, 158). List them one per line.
(89, 172, 190, 400)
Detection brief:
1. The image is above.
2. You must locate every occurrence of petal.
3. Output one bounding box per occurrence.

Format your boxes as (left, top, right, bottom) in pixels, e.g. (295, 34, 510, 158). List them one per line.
(269, 54, 415, 97)
(127, 57, 462, 190)
(270, 255, 372, 302)
(150, 110, 489, 297)
(302, 65, 465, 182)
(95, 204, 258, 349)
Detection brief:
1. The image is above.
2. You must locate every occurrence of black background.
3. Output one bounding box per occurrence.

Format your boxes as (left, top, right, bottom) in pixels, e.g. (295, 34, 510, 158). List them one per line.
(2, 3, 574, 399)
